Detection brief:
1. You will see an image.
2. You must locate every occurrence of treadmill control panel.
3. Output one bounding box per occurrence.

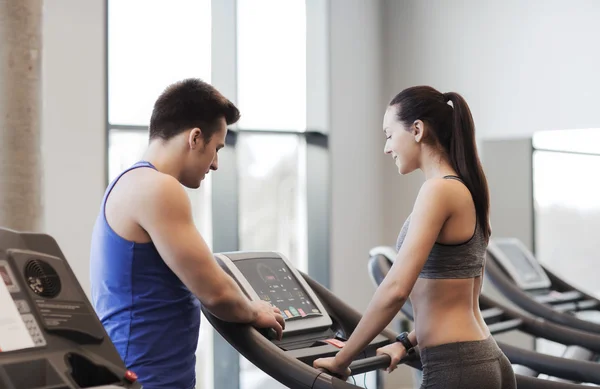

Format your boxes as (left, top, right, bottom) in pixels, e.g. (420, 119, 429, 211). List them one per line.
(488, 238, 551, 291)
(216, 252, 333, 335)
(234, 257, 321, 321)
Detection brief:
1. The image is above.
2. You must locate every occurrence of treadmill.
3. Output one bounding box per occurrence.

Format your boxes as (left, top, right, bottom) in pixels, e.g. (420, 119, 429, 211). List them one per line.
(368, 246, 600, 388)
(486, 238, 600, 334)
(4, 225, 592, 389)
(0, 228, 141, 389)
(202, 251, 421, 389)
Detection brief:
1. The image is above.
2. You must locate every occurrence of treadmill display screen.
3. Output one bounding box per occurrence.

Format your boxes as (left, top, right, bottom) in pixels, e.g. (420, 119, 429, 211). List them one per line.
(496, 242, 542, 282)
(234, 257, 322, 321)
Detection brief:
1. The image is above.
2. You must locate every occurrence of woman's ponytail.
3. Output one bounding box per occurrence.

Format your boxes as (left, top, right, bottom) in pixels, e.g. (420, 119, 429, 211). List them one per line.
(444, 92, 491, 241)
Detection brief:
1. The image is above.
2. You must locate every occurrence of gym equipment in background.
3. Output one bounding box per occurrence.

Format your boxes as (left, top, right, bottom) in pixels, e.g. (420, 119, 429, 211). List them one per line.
(0, 227, 142, 389)
(368, 246, 600, 388)
(486, 238, 600, 334)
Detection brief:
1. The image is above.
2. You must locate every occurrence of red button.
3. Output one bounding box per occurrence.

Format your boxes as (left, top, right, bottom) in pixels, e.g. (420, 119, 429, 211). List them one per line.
(323, 338, 345, 349)
(125, 370, 138, 382)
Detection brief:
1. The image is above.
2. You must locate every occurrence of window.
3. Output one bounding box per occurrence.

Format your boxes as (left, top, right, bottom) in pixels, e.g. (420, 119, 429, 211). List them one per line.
(108, 0, 212, 126)
(238, 134, 307, 269)
(533, 150, 600, 298)
(532, 128, 600, 354)
(533, 129, 600, 299)
(237, 134, 308, 389)
(236, 0, 306, 131)
(234, 2, 311, 386)
(107, 130, 148, 181)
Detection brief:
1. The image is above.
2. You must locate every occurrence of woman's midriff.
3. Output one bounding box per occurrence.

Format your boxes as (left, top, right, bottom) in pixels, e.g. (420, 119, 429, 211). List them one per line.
(410, 277, 490, 349)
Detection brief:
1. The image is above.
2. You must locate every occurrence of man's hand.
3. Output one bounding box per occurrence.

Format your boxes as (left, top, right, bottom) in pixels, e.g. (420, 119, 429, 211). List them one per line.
(250, 301, 285, 340)
(376, 342, 407, 373)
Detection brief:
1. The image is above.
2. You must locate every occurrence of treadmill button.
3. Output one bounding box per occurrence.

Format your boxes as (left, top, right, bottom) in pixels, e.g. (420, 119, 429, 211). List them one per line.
(125, 370, 138, 382)
(323, 339, 345, 348)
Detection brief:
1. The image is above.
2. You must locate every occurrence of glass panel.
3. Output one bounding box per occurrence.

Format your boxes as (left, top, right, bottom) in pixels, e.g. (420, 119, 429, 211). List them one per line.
(237, 133, 306, 269)
(107, 130, 149, 182)
(533, 150, 600, 298)
(237, 133, 307, 389)
(236, 0, 306, 131)
(532, 128, 600, 154)
(107, 129, 213, 389)
(108, 0, 211, 126)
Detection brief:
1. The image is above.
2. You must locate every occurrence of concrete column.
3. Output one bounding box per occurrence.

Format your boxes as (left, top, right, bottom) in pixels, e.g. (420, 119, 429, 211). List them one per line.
(0, 0, 43, 231)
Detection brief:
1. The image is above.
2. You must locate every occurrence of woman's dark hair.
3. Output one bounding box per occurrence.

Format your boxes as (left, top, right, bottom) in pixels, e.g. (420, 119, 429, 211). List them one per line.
(390, 86, 491, 241)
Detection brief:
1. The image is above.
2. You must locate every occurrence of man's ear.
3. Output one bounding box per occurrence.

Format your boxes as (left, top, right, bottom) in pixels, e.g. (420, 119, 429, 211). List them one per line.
(188, 128, 202, 149)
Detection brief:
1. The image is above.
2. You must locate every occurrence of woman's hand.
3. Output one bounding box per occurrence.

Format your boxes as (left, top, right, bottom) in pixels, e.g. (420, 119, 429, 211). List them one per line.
(313, 357, 352, 381)
(376, 343, 407, 373)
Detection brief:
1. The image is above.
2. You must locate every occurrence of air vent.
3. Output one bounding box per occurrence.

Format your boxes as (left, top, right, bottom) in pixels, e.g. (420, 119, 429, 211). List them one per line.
(24, 259, 61, 298)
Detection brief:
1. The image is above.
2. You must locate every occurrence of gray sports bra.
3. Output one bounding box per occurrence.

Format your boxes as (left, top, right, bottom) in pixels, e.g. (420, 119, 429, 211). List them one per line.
(395, 176, 487, 279)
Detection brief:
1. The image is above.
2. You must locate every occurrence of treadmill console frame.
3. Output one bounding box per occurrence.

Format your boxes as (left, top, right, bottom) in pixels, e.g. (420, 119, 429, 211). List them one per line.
(214, 251, 333, 335)
(487, 238, 552, 291)
(368, 246, 397, 263)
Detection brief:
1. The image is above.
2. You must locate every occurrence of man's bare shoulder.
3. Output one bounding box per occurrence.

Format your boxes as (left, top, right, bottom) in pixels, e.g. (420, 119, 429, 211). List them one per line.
(127, 169, 191, 216)
(105, 168, 190, 242)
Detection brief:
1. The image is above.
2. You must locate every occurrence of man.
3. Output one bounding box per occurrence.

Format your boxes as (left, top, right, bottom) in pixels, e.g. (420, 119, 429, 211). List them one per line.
(90, 79, 284, 389)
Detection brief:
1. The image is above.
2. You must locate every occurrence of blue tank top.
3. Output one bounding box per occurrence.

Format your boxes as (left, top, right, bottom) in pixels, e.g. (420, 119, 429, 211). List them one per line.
(90, 161, 201, 389)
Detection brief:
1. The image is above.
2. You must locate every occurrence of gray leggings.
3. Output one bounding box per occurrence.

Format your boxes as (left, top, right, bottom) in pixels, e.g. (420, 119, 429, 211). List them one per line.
(419, 336, 516, 389)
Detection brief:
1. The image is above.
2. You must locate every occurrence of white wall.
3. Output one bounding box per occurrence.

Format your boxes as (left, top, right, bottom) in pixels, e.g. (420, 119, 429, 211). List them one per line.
(382, 0, 600, 140)
(42, 0, 106, 294)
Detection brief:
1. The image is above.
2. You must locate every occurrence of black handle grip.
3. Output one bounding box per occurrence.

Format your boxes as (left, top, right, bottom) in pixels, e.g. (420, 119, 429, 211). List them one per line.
(348, 354, 391, 375)
(317, 354, 391, 381)
(317, 368, 345, 381)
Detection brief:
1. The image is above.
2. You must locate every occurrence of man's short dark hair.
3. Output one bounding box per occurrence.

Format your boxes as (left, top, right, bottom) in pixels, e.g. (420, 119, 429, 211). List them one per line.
(149, 78, 240, 141)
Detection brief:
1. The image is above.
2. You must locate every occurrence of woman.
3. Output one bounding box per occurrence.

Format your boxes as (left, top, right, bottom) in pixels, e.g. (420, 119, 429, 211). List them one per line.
(314, 86, 516, 388)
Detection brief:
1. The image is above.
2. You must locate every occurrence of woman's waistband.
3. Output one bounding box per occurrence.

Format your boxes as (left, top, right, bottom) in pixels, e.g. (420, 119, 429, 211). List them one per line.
(419, 336, 502, 368)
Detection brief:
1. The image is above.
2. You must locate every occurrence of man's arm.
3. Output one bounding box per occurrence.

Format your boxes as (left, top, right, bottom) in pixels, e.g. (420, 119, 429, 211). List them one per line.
(135, 174, 276, 326)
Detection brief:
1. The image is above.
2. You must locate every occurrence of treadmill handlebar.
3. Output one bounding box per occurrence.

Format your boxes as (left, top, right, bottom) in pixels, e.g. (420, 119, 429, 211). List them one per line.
(316, 355, 391, 385)
(348, 354, 391, 375)
(486, 255, 600, 333)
